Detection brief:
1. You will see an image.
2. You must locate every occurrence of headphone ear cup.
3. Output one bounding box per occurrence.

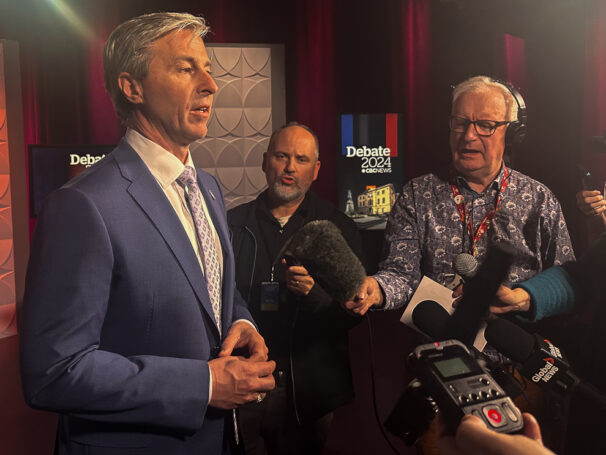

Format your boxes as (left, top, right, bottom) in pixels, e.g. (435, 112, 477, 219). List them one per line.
(505, 121, 527, 148)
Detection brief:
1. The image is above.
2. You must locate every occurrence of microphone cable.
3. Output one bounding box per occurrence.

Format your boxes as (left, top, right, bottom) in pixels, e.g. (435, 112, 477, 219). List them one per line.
(364, 315, 402, 455)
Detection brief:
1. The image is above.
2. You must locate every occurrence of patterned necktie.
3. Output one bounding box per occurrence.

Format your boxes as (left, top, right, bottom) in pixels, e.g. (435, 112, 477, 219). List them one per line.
(178, 166, 222, 334)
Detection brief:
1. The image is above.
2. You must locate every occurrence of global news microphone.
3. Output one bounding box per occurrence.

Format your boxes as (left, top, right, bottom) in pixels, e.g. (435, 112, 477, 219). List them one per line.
(493, 230, 606, 390)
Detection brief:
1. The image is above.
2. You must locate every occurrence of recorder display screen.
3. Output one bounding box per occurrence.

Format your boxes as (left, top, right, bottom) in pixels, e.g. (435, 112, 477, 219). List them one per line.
(433, 356, 472, 379)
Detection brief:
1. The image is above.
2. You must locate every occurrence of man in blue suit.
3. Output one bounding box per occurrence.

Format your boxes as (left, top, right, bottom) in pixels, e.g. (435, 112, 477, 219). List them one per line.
(19, 12, 275, 454)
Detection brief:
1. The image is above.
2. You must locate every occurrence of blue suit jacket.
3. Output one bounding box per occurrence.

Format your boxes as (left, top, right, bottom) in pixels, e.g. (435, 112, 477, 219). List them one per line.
(19, 140, 253, 454)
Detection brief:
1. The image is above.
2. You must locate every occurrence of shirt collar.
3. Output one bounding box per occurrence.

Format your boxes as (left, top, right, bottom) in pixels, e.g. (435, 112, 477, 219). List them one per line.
(258, 190, 310, 223)
(124, 128, 195, 188)
(455, 163, 506, 194)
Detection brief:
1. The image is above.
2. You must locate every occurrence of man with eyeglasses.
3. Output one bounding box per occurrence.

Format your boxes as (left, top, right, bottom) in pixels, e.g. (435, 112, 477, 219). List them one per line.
(344, 75, 574, 316)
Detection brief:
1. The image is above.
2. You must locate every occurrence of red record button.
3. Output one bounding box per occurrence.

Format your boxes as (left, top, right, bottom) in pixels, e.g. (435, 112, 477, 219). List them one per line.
(482, 405, 507, 428)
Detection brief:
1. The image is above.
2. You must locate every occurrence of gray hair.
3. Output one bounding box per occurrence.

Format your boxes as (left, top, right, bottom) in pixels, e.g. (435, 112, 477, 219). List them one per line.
(103, 12, 210, 124)
(452, 76, 518, 122)
(268, 122, 320, 160)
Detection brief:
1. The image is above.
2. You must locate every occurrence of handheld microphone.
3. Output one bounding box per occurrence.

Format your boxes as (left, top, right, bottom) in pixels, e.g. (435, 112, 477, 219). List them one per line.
(446, 253, 479, 290)
(453, 253, 479, 279)
(485, 317, 606, 408)
(284, 220, 366, 302)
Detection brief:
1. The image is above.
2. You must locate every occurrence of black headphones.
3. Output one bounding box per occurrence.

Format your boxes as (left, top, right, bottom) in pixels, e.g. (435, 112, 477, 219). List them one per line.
(491, 78, 527, 150)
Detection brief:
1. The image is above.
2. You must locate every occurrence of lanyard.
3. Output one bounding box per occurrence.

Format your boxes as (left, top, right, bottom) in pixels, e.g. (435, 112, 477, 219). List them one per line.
(450, 167, 509, 256)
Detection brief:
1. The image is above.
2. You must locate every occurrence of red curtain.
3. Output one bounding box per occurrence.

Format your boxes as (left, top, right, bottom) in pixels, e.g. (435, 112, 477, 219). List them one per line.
(294, 0, 336, 201)
(397, 0, 432, 178)
(85, 7, 122, 144)
(502, 33, 527, 91)
(583, 0, 606, 177)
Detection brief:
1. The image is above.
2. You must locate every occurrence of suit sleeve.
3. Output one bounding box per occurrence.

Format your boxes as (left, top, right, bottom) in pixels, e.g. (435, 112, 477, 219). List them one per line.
(19, 187, 210, 433)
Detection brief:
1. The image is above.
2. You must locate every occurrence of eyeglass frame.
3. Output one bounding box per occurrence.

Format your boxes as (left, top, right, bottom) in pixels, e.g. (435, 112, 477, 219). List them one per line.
(449, 116, 511, 137)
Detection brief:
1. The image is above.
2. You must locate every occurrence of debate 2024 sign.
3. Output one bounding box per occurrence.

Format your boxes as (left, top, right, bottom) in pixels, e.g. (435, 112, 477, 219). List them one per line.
(337, 113, 404, 230)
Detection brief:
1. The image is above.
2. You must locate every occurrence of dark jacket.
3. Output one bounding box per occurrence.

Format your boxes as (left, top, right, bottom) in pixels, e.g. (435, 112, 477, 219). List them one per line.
(228, 191, 365, 423)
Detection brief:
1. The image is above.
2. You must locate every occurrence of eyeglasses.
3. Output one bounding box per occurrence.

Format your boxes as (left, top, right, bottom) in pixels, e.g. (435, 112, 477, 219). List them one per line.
(449, 116, 510, 136)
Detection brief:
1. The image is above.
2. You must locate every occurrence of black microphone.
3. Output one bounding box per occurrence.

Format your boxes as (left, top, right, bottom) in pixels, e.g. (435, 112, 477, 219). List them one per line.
(442, 243, 516, 345)
(485, 317, 606, 408)
(284, 220, 366, 302)
(411, 300, 450, 340)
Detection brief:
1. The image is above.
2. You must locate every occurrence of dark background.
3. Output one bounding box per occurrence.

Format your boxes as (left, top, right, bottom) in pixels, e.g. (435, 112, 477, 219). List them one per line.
(1, 0, 605, 453)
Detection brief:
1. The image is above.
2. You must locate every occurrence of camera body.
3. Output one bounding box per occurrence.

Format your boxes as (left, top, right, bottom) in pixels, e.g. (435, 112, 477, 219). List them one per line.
(411, 339, 523, 433)
(386, 339, 523, 445)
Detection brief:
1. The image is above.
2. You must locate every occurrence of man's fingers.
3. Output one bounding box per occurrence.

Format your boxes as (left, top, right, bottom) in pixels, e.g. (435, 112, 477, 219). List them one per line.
(246, 341, 269, 361)
(254, 371, 276, 392)
(287, 265, 309, 275)
(346, 300, 371, 316)
(455, 415, 501, 454)
(521, 413, 543, 444)
(219, 334, 238, 357)
(489, 305, 512, 314)
(253, 359, 276, 378)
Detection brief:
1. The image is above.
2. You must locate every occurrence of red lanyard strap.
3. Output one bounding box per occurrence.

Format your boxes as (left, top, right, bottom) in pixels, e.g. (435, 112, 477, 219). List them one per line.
(450, 167, 509, 256)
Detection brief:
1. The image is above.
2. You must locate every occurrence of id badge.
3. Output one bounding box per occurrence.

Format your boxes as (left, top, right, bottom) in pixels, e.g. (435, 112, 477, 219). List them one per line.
(260, 281, 279, 311)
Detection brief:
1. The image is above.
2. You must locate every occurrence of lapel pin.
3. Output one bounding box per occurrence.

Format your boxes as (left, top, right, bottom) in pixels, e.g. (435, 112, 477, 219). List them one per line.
(209, 189, 216, 200)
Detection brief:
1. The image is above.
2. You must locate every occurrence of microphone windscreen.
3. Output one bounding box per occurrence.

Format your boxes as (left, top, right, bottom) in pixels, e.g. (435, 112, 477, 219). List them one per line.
(411, 300, 450, 339)
(484, 317, 535, 363)
(453, 253, 478, 279)
(286, 220, 366, 302)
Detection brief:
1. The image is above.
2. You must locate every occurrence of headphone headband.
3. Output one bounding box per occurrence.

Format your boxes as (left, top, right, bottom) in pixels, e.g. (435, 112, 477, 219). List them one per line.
(490, 78, 527, 150)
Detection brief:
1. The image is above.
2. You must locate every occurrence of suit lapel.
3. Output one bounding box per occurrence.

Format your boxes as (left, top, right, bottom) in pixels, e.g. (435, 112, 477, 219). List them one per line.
(113, 143, 219, 336)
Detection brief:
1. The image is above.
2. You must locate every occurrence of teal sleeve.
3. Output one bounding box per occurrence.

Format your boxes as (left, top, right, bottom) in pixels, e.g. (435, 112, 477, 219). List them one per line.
(515, 266, 577, 322)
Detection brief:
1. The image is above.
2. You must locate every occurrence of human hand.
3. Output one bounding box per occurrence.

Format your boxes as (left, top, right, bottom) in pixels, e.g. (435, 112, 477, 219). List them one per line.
(490, 285, 531, 314)
(219, 321, 269, 361)
(208, 356, 276, 409)
(451, 283, 464, 308)
(436, 412, 553, 455)
(342, 276, 383, 315)
(283, 259, 314, 296)
(576, 190, 606, 217)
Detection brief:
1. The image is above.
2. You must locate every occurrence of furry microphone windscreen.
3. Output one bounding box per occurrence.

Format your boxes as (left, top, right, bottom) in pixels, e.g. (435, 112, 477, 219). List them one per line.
(285, 220, 366, 302)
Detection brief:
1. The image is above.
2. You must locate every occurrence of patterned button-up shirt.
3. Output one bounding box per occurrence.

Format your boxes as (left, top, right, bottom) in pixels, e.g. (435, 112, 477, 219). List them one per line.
(374, 167, 575, 310)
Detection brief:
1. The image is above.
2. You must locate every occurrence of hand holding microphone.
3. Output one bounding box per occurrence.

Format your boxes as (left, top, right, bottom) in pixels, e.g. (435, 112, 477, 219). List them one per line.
(447, 253, 479, 291)
(283, 259, 314, 296)
(576, 190, 606, 217)
(283, 220, 366, 303)
(450, 253, 478, 306)
(343, 276, 383, 316)
(490, 286, 531, 314)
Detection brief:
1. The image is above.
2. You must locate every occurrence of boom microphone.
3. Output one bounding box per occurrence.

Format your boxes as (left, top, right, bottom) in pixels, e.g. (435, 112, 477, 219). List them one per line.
(485, 317, 606, 408)
(442, 243, 516, 345)
(284, 220, 366, 302)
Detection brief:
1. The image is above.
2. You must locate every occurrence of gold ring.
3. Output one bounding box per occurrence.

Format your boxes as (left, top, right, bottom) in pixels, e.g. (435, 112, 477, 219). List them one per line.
(256, 393, 264, 403)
